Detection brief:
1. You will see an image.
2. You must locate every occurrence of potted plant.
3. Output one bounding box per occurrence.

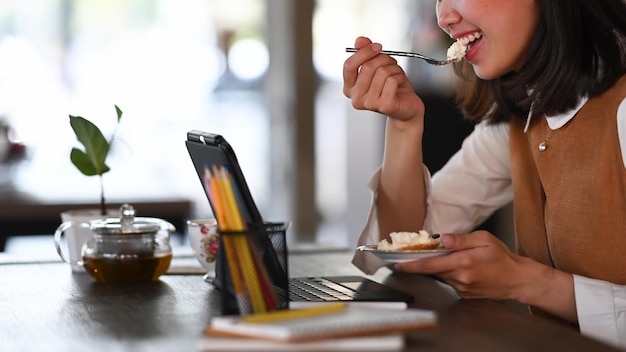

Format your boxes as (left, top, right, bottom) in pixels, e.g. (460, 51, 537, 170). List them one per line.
(69, 105, 123, 215)
(54, 105, 124, 272)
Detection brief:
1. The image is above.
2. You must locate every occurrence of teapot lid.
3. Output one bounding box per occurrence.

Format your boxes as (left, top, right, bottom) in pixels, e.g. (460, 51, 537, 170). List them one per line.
(90, 204, 162, 235)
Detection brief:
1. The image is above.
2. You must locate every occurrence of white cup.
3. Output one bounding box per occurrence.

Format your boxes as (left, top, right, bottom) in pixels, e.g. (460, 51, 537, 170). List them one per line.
(187, 219, 219, 279)
(54, 209, 117, 273)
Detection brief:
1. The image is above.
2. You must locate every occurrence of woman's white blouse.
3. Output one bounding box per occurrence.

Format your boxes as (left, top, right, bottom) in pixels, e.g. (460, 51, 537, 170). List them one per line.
(355, 97, 626, 349)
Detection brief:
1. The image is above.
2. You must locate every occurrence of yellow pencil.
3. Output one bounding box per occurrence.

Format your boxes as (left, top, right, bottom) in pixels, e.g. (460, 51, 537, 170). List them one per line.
(208, 166, 252, 314)
(218, 168, 266, 313)
(208, 171, 229, 229)
(219, 166, 246, 231)
(213, 166, 263, 313)
(242, 303, 347, 324)
(212, 165, 237, 229)
(222, 236, 252, 314)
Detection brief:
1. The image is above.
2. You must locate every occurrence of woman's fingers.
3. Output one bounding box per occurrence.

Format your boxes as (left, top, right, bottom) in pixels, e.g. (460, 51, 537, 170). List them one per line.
(440, 232, 493, 251)
(343, 40, 381, 97)
(354, 36, 373, 49)
(394, 232, 495, 274)
(343, 36, 423, 121)
(354, 63, 405, 110)
(394, 252, 459, 274)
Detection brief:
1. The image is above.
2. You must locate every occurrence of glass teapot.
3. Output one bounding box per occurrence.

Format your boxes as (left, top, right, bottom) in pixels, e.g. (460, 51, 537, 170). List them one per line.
(54, 204, 175, 283)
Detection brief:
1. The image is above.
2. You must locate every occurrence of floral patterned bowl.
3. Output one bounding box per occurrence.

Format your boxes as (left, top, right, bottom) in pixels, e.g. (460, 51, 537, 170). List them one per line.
(187, 219, 219, 277)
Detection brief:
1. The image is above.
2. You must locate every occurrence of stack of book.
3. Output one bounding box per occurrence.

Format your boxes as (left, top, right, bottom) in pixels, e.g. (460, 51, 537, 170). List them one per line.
(202, 302, 437, 351)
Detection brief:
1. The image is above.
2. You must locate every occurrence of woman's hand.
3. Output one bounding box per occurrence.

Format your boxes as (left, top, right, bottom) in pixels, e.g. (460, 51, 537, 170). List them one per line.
(394, 231, 577, 322)
(395, 231, 525, 300)
(343, 36, 425, 122)
(395, 231, 531, 301)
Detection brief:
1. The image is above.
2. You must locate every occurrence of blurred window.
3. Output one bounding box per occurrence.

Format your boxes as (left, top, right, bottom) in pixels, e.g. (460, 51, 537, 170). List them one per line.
(0, 0, 270, 220)
(0, 0, 454, 245)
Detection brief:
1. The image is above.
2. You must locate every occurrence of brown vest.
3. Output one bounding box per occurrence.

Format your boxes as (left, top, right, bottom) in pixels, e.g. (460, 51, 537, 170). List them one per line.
(509, 75, 626, 319)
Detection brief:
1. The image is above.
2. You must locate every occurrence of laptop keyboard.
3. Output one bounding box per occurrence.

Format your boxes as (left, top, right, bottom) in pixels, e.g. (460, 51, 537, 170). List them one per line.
(288, 278, 357, 301)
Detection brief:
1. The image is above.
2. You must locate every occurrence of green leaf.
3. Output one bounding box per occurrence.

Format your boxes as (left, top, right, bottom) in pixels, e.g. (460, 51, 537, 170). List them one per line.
(115, 105, 123, 122)
(70, 148, 110, 176)
(69, 115, 111, 176)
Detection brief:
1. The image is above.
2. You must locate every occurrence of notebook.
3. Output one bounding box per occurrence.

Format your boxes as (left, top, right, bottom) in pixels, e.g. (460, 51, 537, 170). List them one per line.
(185, 130, 414, 306)
(206, 303, 436, 343)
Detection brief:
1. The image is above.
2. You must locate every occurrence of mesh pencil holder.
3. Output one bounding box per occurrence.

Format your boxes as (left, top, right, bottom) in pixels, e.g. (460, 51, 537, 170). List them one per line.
(214, 222, 289, 316)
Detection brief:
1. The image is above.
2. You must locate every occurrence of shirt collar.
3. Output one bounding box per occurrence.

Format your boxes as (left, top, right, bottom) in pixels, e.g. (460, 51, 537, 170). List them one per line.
(523, 96, 589, 132)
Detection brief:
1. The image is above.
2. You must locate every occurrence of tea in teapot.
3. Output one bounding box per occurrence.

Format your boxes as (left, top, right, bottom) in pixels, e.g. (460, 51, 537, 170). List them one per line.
(55, 204, 175, 283)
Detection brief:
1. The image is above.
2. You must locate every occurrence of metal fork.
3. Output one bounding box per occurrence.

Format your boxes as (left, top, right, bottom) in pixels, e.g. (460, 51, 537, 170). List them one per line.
(345, 47, 454, 66)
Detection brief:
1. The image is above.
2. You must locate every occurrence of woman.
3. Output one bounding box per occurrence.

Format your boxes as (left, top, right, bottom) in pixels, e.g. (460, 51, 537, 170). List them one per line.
(343, 0, 626, 349)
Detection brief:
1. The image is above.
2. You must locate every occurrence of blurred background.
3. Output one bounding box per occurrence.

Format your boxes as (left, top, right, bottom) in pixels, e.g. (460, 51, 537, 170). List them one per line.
(0, 0, 513, 254)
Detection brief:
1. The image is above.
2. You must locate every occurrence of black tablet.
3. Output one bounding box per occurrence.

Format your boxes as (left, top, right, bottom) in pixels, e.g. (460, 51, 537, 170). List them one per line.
(185, 130, 263, 225)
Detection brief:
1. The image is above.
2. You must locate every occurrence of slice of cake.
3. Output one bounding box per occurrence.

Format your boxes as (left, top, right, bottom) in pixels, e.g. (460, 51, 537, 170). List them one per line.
(446, 41, 467, 62)
(446, 32, 483, 62)
(377, 230, 441, 251)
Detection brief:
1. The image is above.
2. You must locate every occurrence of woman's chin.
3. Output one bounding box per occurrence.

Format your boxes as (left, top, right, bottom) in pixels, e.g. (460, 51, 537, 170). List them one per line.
(472, 64, 505, 81)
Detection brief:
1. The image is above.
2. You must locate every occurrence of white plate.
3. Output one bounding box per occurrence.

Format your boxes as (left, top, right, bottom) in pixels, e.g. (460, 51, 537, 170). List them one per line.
(357, 245, 454, 263)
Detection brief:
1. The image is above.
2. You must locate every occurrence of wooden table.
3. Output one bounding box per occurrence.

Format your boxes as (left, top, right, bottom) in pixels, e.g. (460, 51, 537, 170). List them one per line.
(0, 249, 619, 352)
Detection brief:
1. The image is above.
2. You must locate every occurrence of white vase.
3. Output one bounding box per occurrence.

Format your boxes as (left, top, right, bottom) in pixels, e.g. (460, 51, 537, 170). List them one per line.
(54, 209, 119, 273)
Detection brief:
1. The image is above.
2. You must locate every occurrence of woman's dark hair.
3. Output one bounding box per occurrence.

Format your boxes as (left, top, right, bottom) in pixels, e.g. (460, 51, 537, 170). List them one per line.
(455, 0, 626, 123)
